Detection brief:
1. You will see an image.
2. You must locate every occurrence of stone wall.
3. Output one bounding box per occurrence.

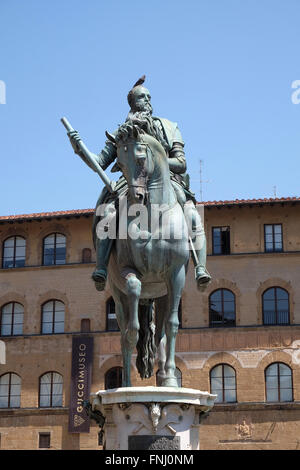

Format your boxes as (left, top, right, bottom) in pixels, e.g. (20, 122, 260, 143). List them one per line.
(0, 201, 299, 449)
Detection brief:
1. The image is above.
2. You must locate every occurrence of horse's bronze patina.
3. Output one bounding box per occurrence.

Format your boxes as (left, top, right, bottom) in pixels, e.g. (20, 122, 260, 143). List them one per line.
(103, 122, 189, 387)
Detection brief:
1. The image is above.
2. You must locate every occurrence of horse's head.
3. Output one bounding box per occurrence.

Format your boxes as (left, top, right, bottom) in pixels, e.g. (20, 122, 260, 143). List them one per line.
(106, 122, 156, 205)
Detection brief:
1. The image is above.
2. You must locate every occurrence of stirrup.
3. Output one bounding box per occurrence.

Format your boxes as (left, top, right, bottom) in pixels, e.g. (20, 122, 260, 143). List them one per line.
(92, 269, 107, 291)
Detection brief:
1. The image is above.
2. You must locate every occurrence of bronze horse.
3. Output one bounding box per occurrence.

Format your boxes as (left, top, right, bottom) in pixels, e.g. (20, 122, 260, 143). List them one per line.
(95, 121, 190, 387)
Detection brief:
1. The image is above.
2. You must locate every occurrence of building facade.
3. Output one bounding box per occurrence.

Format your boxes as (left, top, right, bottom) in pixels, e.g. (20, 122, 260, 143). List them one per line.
(0, 197, 299, 450)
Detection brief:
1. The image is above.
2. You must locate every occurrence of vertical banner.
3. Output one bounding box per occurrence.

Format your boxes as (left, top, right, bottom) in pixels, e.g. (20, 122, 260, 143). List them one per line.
(69, 335, 94, 433)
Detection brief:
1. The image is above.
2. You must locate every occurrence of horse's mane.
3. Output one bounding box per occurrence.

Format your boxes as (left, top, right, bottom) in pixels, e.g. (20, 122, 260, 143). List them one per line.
(115, 113, 169, 151)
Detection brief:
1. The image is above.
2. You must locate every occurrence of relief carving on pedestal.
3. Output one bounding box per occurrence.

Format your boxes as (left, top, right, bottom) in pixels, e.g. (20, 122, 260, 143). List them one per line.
(113, 402, 194, 436)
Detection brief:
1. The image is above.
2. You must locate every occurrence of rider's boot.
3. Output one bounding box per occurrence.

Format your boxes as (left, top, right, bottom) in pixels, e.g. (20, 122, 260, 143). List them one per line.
(185, 200, 212, 290)
(194, 237, 212, 291)
(92, 237, 114, 291)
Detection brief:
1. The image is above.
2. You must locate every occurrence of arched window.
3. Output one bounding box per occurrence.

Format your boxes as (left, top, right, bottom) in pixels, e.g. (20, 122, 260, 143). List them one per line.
(39, 372, 63, 407)
(43, 233, 66, 266)
(0, 373, 21, 408)
(105, 367, 123, 390)
(2, 236, 26, 268)
(82, 248, 92, 263)
(265, 362, 293, 402)
(106, 297, 119, 331)
(209, 289, 236, 327)
(210, 364, 237, 403)
(1, 302, 24, 336)
(175, 367, 182, 387)
(262, 287, 289, 325)
(41, 300, 65, 334)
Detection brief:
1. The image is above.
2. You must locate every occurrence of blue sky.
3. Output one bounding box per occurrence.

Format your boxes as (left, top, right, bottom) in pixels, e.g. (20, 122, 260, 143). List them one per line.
(0, 0, 299, 216)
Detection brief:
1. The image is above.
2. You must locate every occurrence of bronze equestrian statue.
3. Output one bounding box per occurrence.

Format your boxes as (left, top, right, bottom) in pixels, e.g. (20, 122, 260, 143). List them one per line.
(63, 77, 211, 387)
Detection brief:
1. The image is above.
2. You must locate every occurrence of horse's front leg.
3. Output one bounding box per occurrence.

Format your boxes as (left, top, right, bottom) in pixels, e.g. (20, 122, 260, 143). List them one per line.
(163, 265, 186, 387)
(123, 273, 141, 387)
(109, 283, 128, 388)
(155, 296, 168, 386)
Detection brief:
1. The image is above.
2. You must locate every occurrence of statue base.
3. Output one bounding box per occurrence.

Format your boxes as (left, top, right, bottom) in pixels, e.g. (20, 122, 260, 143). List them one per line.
(89, 387, 217, 450)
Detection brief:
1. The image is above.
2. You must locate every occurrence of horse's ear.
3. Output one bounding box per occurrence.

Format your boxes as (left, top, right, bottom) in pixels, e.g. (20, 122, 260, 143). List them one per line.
(105, 131, 116, 143)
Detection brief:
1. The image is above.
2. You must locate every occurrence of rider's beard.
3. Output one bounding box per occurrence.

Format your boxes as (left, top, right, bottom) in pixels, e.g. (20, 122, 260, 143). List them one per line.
(133, 101, 153, 115)
(126, 101, 169, 151)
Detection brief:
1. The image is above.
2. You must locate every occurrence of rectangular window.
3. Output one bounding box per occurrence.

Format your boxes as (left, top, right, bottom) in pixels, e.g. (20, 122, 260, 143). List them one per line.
(39, 433, 51, 449)
(212, 227, 230, 255)
(264, 224, 283, 252)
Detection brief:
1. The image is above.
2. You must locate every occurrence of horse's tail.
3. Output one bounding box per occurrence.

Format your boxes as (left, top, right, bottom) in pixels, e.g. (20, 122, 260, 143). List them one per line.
(136, 300, 156, 379)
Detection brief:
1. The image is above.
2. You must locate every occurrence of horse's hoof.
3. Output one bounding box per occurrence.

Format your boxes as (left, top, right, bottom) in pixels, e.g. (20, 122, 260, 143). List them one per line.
(156, 373, 166, 387)
(161, 377, 178, 388)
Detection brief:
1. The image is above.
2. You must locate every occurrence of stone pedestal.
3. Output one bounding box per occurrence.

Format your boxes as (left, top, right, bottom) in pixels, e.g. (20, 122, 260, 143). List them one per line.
(89, 387, 217, 450)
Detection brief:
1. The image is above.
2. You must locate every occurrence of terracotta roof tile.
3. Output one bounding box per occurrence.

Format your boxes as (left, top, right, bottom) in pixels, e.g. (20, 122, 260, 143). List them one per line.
(200, 196, 300, 206)
(0, 208, 94, 221)
(0, 196, 299, 221)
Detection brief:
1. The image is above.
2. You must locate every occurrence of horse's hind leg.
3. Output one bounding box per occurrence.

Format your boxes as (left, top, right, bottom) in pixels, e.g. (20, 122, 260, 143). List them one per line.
(154, 295, 168, 386)
(163, 265, 186, 387)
